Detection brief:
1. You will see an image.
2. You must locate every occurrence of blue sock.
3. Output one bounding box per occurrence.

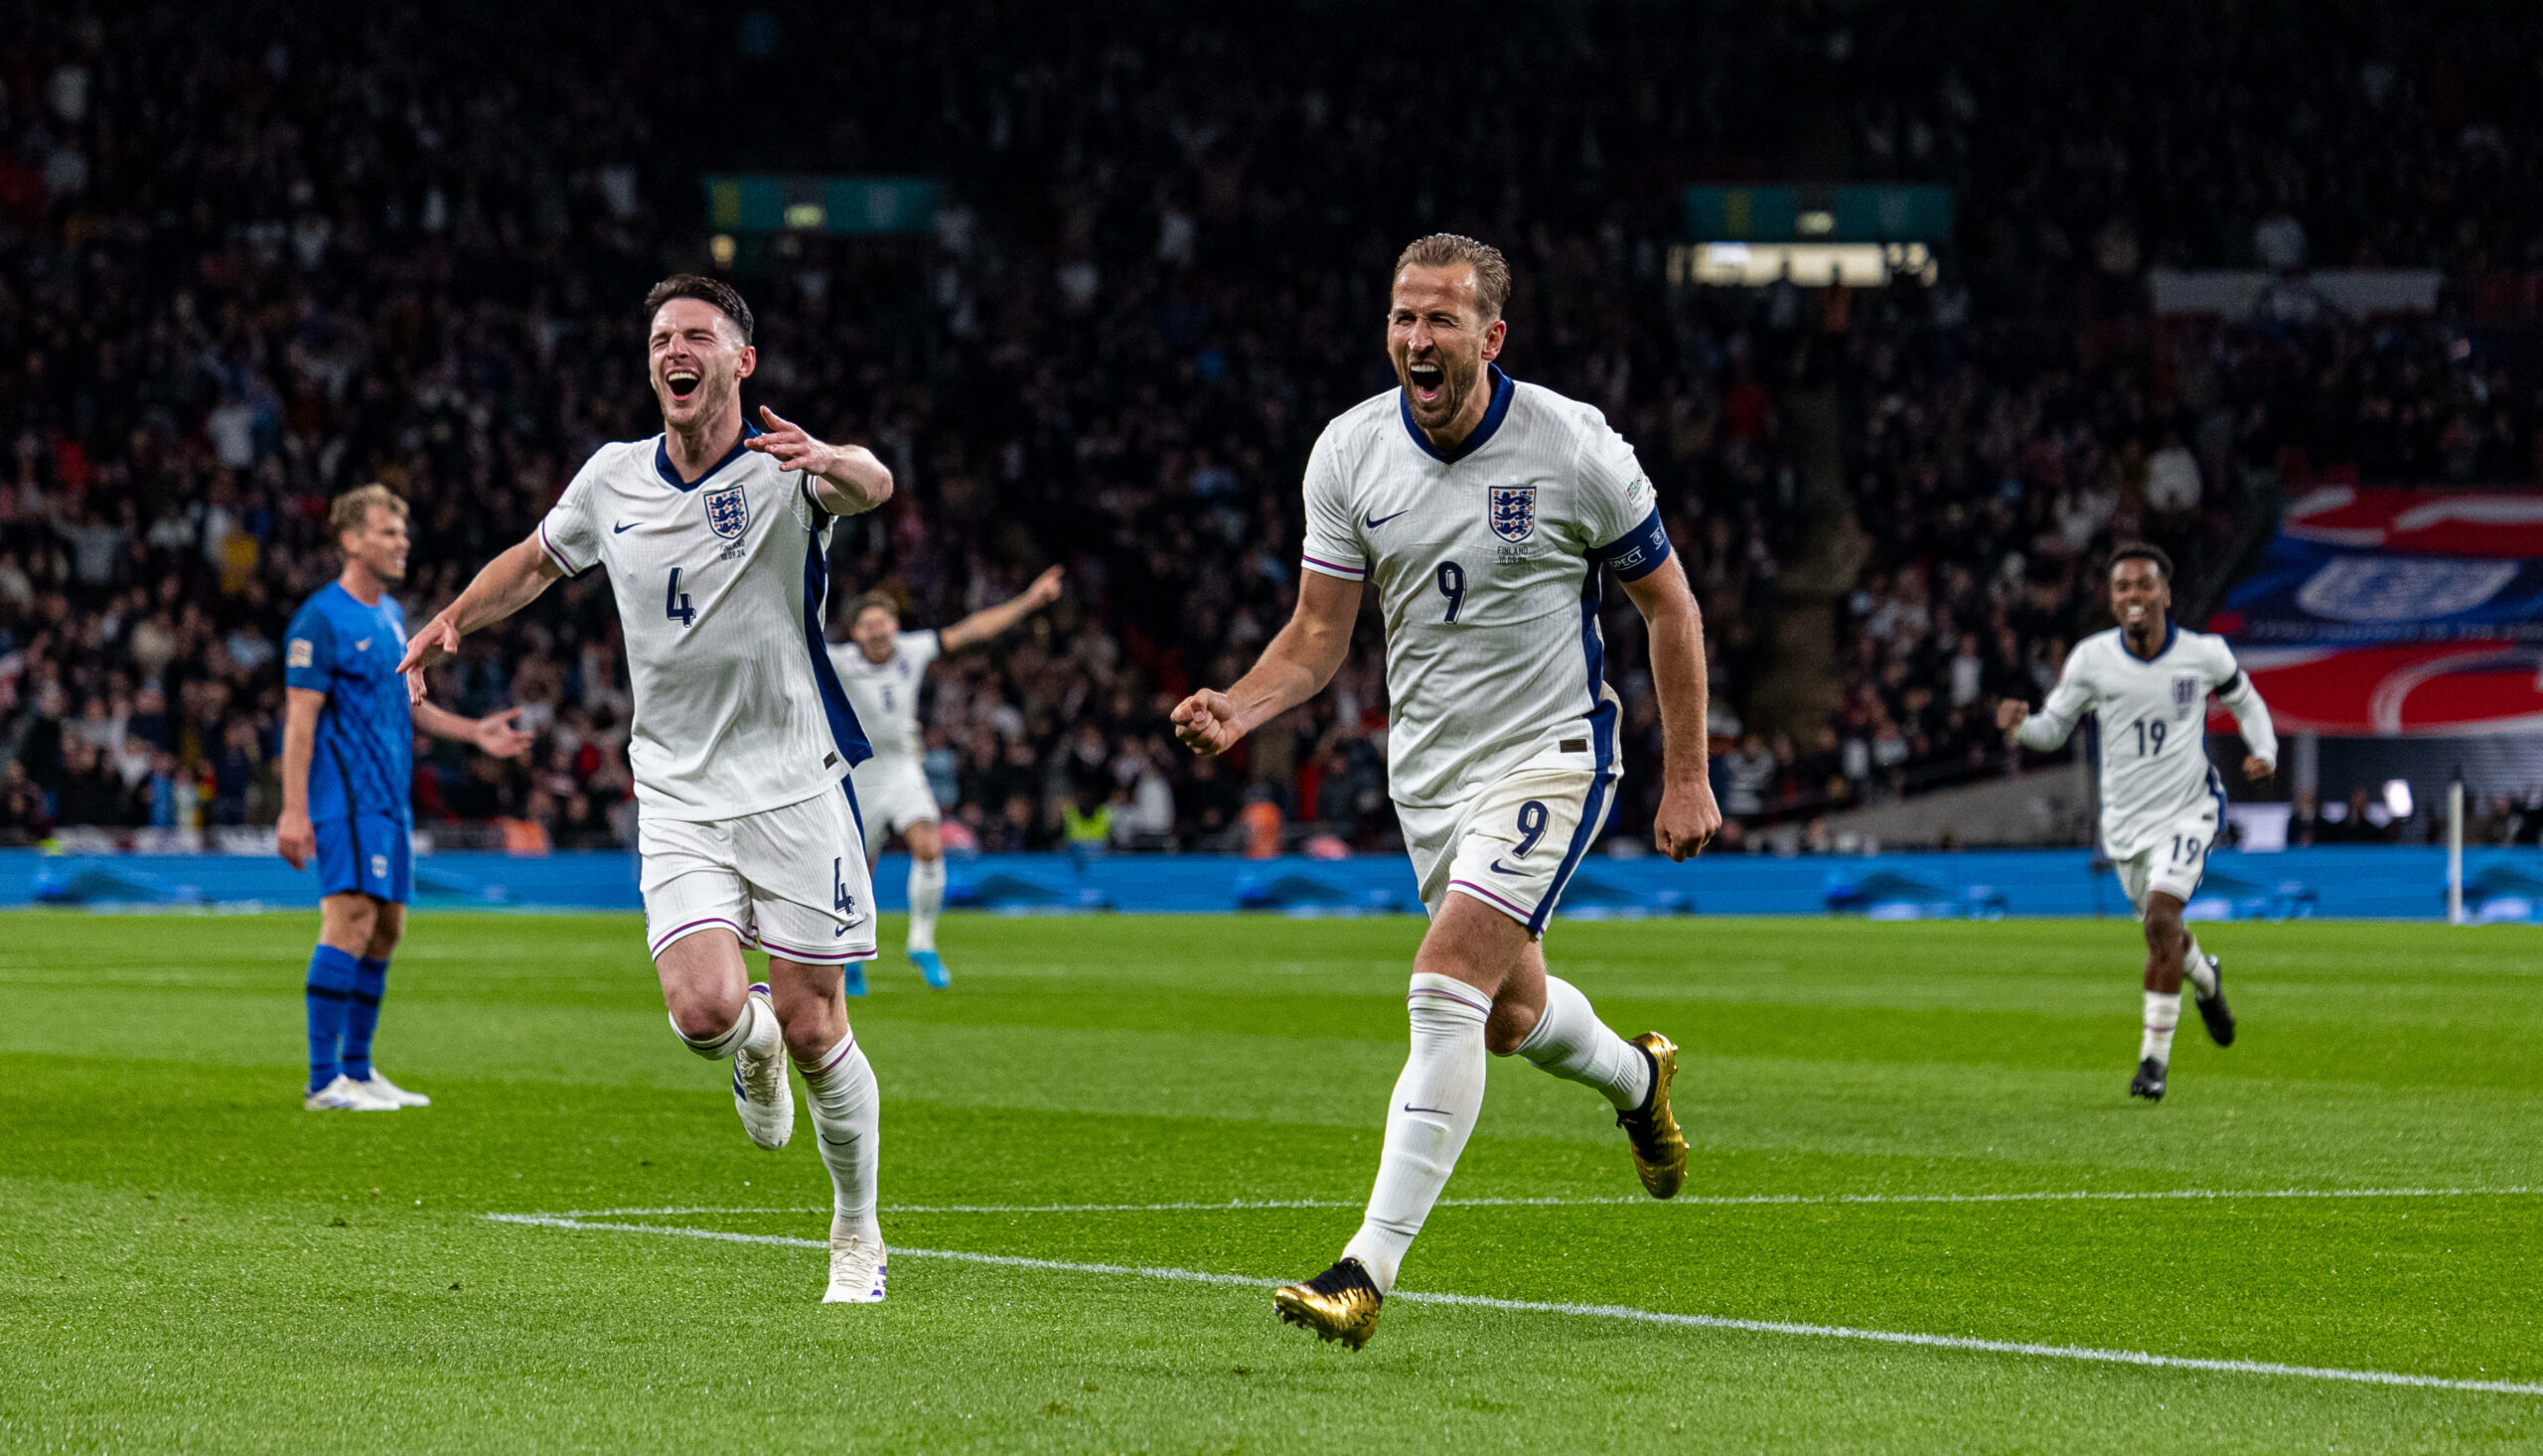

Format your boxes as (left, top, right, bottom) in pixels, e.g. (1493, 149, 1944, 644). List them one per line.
(305, 946, 361, 1092)
(341, 956, 390, 1082)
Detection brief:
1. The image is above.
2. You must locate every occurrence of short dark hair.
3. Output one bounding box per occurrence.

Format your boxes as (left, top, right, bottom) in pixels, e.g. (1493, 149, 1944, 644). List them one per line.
(2109, 543, 2173, 581)
(643, 274, 753, 344)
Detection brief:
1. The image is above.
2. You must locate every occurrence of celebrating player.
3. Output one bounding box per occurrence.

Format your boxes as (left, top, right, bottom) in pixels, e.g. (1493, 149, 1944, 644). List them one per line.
(826, 568, 1064, 990)
(397, 276, 899, 1302)
(278, 484, 532, 1111)
(1998, 544, 2278, 1101)
(1172, 234, 1722, 1349)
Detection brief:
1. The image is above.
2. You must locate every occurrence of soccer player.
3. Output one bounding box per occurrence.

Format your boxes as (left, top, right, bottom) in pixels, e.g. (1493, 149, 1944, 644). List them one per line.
(1997, 544, 2278, 1101)
(278, 484, 532, 1112)
(827, 568, 1064, 990)
(396, 276, 898, 1302)
(1172, 234, 1722, 1349)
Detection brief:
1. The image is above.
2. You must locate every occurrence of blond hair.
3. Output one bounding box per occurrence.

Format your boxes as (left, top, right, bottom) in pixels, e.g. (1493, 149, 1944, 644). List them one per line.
(1393, 233, 1512, 322)
(328, 483, 408, 544)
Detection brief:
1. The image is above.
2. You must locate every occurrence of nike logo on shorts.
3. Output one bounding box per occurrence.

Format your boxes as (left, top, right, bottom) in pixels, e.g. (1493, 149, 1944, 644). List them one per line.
(613, 520, 637, 533)
(1490, 858, 1523, 874)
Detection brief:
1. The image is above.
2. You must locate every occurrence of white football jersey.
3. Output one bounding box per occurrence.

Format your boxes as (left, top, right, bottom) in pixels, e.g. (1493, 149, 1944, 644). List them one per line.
(827, 629, 940, 762)
(2020, 625, 2277, 859)
(538, 426, 868, 820)
(1298, 367, 1674, 808)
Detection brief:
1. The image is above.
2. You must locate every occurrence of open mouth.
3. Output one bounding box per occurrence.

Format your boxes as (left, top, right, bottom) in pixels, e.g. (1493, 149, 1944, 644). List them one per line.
(665, 369, 700, 401)
(1406, 362, 1445, 405)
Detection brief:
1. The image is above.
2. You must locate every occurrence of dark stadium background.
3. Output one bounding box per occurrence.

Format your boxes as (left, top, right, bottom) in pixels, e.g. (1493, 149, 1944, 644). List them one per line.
(8, 0, 2543, 858)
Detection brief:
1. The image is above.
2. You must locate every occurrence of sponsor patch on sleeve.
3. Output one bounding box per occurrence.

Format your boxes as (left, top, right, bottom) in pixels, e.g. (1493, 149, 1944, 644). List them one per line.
(287, 638, 314, 669)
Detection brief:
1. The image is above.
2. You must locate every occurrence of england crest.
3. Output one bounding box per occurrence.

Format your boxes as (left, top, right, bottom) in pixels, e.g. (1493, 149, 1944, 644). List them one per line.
(1489, 485, 1537, 543)
(2172, 675, 2198, 706)
(704, 484, 750, 540)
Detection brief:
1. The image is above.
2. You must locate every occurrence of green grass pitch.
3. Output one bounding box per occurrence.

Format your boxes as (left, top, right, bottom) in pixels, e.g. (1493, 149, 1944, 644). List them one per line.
(5, 909, 2542, 1452)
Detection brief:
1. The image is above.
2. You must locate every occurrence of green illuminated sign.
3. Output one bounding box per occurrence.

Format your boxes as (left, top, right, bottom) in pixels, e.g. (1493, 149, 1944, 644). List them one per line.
(701, 176, 939, 235)
(1685, 186, 1952, 243)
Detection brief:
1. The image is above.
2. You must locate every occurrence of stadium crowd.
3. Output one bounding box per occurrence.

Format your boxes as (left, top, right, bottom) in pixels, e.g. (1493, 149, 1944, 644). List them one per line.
(4, 2, 2541, 850)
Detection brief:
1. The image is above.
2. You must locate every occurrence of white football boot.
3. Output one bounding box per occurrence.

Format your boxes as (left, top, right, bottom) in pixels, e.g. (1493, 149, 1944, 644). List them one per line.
(823, 1219, 887, 1304)
(354, 1071, 432, 1107)
(732, 983, 795, 1150)
(304, 1074, 398, 1111)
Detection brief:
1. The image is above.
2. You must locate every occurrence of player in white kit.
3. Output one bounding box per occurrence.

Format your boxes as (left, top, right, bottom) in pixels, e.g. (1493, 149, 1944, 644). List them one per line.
(1999, 544, 2278, 1101)
(1173, 235, 1722, 1349)
(826, 568, 1064, 990)
(397, 276, 896, 1302)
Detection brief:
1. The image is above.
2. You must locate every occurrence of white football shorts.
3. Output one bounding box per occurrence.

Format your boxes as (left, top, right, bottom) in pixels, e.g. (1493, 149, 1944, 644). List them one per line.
(848, 753, 940, 839)
(2113, 800, 2224, 915)
(1397, 729, 1619, 938)
(640, 785, 877, 966)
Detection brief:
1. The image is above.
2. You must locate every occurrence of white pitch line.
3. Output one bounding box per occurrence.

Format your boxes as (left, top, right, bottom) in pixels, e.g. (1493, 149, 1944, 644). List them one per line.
(485, 1212, 2543, 1397)
(544, 1184, 2542, 1220)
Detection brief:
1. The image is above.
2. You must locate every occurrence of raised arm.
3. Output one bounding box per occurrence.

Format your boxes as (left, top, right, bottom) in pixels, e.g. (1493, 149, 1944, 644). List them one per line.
(1999, 654, 2093, 751)
(939, 565, 1065, 654)
(1171, 572, 1362, 755)
(744, 406, 893, 515)
(1620, 557, 1723, 860)
(395, 532, 562, 702)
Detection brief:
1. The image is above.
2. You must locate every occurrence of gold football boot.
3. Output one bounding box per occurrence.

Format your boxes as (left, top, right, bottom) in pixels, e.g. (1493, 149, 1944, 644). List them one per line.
(1616, 1032, 1687, 1199)
(1272, 1257, 1384, 1350)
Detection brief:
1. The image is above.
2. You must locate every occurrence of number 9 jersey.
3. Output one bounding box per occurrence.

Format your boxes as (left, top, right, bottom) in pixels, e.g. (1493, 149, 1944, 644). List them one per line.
(1296, 366, 1673, 813)
(538, 424, 872, 822)
(2017, 625, 2278, 902)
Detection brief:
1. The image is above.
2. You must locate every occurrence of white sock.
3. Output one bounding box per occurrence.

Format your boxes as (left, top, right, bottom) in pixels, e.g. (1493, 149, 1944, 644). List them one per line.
(1340, 973, 1490, 1295)
(798, 1032, 882, 1243)
(1512, 974, 1652, 1111)
(907, 855, 947, 952)
(673, 994, 776, 1061)
(2141, 990, 2180, 1065)
(2181, 939, 2217, 998)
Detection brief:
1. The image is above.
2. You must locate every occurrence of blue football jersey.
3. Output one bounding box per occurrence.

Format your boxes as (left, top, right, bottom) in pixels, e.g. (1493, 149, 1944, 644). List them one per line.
(284, 582, 413, 823)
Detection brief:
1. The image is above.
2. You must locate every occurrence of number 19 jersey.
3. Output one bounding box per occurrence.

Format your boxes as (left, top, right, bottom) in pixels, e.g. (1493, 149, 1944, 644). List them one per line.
(2032, 626, 2246, 860)
(1297, 367, 1674, 808)
(539, 426, 870, 821)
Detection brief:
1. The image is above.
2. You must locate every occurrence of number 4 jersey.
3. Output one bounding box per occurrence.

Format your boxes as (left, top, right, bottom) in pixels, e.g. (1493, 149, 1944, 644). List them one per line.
(2016, 625, 2278, 860)
(538, 424, 871, 821)
(1297, 366, 1674, 809)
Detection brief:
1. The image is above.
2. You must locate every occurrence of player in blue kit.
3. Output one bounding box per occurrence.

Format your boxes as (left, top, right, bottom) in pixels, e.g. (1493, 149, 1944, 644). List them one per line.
(278, 484, 532, 1111)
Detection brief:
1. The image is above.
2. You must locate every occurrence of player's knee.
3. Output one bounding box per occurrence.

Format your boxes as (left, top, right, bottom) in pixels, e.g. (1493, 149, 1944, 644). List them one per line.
(665, 985, 746, 1042)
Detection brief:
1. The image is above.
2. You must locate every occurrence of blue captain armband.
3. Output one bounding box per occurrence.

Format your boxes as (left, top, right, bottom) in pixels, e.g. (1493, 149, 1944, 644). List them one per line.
(1587, 508, 1673, 582)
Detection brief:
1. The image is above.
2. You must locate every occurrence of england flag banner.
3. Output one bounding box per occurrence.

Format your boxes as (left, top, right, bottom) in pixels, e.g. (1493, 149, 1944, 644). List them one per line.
(2210, 487, 2543, 734)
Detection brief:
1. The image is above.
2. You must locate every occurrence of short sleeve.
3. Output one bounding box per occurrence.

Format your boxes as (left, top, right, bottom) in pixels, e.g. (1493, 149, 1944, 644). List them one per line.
(2208, 638, 2246, 693)
(1297, 428, 1368, 583)
(899, 630, 943, 670)
(284, 605, 336, 693)
(538, 453, 605, 575)
(2038, 648, 2097, 728)
(1576, 418, 1672, 583)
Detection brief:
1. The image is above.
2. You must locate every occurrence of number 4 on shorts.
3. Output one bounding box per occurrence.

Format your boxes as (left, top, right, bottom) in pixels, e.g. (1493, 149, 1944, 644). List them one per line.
(833, 856, 857, 917)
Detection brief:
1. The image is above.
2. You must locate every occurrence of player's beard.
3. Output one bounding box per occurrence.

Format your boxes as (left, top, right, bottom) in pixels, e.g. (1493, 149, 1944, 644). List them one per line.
(1398, 351, 1480, 433)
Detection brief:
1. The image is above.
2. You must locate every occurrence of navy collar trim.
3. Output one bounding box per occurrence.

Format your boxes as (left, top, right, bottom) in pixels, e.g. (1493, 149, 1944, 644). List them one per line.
(656, 419, 763, 491)
(1401, 365, 1516, 464)
(2123, 621, 2178, 663)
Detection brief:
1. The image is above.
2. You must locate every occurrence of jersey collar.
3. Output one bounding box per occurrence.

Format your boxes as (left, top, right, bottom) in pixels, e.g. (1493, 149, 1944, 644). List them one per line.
(2121, 621, 2178, 663)
(1400, 365, 1515, 465)
(655, 418, 764, 492)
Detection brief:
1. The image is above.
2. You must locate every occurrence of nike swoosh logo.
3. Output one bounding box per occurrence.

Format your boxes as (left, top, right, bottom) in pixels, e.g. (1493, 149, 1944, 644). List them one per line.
(834, 925, 850, 938)
(1489, 858, 1523, 874)
(819, 1132, 858, 1147)
(613, 520, 637, 533)
(353, 639, 372, 651)
(1402, 1104, 1455, 1115)
(1365, 510, 1411, 528)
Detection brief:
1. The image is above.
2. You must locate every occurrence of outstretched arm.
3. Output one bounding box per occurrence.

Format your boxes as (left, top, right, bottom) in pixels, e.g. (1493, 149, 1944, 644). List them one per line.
(745, 406, 893, 515)
(414, 700, 535, 759)
(939, 566, 1065, 654)
(1999, 656, 2093, 751)
(1620, 557, 1723, 860)
(1170, 572, 1361, 755)
(395, 533, 563, 702)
